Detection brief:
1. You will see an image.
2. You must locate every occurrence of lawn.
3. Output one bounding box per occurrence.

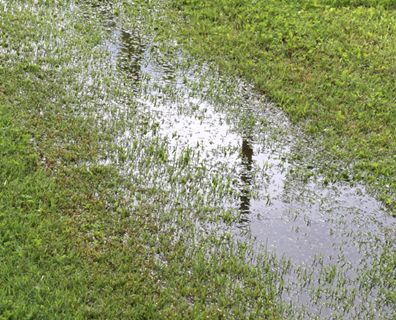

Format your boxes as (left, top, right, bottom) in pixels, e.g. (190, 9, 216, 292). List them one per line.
(1, 0, 395, 318)
(0, 1, 284, 318)
(168, 0, 396, 213)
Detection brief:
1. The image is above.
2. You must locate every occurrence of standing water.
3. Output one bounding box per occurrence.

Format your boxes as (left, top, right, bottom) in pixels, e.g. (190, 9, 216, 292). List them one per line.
(87, 2, 395, 319)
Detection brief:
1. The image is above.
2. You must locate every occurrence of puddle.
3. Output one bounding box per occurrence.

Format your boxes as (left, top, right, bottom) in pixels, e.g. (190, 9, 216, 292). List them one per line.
(85, 2, 396, 318)
(107, 24, 394, 261)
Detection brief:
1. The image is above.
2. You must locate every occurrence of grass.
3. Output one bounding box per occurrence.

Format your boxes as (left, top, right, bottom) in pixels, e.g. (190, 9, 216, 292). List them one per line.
(1, 0, 395, 318)
(0, 1, 285, 318)
(166, 0, 396, 213)
(0, 103, 92, 318)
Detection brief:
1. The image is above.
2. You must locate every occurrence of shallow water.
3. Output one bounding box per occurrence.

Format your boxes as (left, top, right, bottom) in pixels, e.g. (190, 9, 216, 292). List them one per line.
(108, 24, 394, 260)
(88, 2, 395, 318)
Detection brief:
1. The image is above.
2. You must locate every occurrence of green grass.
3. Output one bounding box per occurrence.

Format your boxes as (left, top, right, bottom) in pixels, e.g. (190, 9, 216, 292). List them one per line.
(0, 104, 88, 318)
(167, 0, 396, 213)
(0, 1, 284, 318)
(0, 98, 170, 319)
(0, 1, 164, 318)
(1, 0, 395, 318)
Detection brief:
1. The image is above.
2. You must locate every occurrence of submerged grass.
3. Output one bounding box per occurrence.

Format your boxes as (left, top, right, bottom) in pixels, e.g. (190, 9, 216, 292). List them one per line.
(0, 1, 286, 318)
(1, 0, 395, 318)
(165, 0, 396, 213)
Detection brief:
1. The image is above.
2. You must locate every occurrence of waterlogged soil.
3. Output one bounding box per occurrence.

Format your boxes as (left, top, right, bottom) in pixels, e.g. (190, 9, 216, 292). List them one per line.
(92, 8, 395, 318)
(80, 1, 396, 318)
(9, 1, 393, 318)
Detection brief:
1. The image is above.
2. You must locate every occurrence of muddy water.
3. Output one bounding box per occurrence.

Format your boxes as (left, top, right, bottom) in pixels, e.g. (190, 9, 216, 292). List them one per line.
(89, 3, 395, 318)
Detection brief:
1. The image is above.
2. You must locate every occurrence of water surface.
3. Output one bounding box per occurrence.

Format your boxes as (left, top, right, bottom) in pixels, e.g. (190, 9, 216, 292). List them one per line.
(89, 3, 396, 318)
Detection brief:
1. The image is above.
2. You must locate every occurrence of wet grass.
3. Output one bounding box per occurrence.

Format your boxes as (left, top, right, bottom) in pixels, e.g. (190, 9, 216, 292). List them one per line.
(165, 0, 396, 214)
(0, 1, 286, 318)
(1, 0, 395, 318)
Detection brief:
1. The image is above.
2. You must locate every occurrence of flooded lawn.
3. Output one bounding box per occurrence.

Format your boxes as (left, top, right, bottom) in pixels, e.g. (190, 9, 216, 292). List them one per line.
(2, 0, 394, 318)
(85, 2, 396, 318)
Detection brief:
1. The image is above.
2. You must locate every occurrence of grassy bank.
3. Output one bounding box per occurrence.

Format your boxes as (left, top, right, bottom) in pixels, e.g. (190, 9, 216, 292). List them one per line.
(168, 0, 396, 213)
